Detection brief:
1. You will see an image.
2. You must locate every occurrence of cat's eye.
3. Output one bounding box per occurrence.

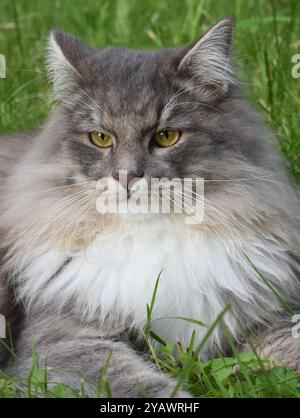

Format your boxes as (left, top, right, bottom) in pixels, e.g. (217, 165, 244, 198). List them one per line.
(154, 130, 181, 147)
(89, 131, 113, 148)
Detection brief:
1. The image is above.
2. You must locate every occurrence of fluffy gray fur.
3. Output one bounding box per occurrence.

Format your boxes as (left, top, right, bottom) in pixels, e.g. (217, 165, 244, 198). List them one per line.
(0, 19, 300, 397)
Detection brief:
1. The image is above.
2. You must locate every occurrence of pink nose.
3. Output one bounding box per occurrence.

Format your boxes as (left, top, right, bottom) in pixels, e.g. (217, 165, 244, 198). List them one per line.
(112, 171, 144, 189)
(127, 175, 135, 185)
(119, 174, 135, 189)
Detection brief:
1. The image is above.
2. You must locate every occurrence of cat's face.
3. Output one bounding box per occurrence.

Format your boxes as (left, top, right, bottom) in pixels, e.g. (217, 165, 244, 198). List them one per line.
(61, 45, 234, 182)
(47, 20, 242, 189)
(34, 18, 278, 230)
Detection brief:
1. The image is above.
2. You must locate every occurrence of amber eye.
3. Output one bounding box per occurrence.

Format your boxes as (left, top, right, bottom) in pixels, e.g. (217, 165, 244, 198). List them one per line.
(154, 130, 181, 147)
(89, 131, 113, 148)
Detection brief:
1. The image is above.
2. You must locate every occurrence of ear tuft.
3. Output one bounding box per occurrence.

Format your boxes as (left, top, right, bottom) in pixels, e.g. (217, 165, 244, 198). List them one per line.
(47, 31, 92, 101)
(179, 18, 236, 91)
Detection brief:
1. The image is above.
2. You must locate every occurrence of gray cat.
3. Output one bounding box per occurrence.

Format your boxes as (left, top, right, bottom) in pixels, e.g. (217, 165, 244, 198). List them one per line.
(0, 18, 300, 397)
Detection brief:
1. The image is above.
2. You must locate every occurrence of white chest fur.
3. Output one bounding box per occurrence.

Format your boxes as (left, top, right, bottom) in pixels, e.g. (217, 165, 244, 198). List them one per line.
(20, 216, 290, 353)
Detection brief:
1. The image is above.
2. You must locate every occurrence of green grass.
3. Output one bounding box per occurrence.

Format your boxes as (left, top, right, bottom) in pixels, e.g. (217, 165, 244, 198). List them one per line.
(0, 0, 300, 398)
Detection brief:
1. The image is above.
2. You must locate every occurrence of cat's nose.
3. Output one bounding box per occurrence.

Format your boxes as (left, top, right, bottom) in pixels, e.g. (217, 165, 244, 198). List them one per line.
(112, 170, 144, 190)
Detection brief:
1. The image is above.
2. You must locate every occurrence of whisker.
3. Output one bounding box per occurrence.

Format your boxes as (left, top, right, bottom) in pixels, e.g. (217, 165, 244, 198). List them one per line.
(3, 180, 97, 203)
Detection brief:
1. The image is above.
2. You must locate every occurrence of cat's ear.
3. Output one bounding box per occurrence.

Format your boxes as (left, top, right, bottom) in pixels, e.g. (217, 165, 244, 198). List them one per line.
(178, 18, 235, 95)
(47, 31, 93, 100)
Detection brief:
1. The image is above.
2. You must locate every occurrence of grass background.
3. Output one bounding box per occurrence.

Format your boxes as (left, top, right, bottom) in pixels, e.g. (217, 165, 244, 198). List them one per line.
(0, 0, 300, 398)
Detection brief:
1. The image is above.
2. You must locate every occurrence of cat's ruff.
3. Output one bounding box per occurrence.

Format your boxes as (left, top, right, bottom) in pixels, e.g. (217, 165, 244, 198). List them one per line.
(17, 215, 296, 355)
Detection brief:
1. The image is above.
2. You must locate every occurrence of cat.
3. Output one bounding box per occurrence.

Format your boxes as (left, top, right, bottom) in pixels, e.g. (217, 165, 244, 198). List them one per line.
(0, 18, 300, 397)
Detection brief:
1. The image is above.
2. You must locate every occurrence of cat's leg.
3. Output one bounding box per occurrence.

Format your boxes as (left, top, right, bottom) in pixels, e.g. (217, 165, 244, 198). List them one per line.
(244, 314, 300, 372)
(10, 313, 191, 398)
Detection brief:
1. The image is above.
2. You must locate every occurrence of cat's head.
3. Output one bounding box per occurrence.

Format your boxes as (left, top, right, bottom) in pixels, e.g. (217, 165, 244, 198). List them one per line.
(5, 18, 285, 251)
(38, 18, 282, 227)
(46, 19, 239, 187)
